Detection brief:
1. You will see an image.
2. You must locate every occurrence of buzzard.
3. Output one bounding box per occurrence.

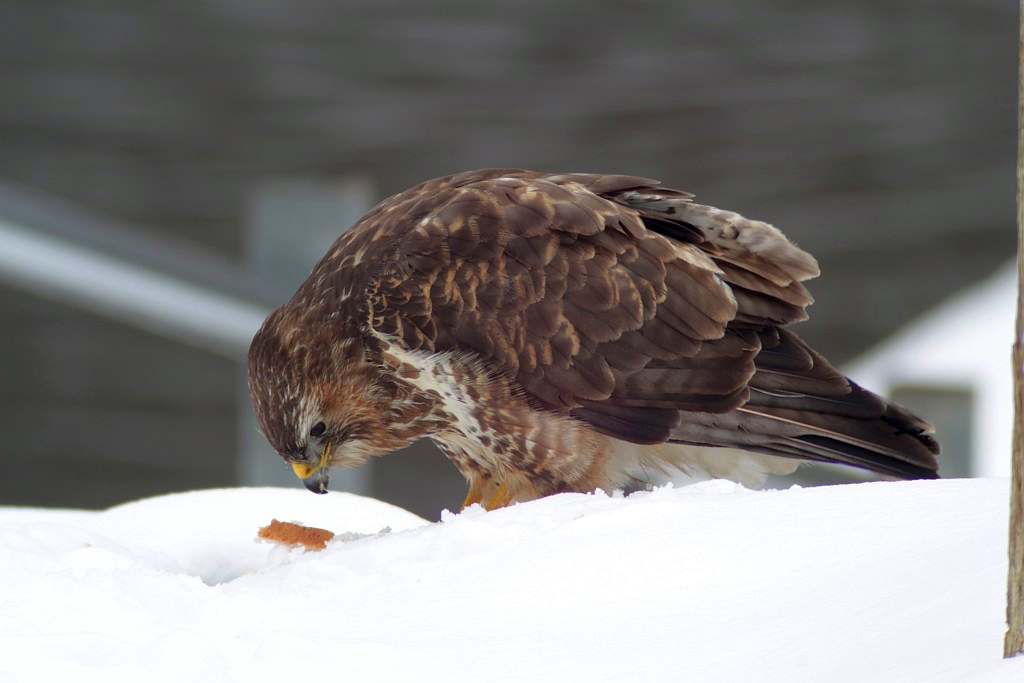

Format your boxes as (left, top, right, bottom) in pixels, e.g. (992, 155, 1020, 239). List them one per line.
(248, 169, 939, 509)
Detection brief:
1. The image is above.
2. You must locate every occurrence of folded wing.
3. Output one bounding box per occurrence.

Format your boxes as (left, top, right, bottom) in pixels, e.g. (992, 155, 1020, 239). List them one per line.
(367, 169, 939, 481)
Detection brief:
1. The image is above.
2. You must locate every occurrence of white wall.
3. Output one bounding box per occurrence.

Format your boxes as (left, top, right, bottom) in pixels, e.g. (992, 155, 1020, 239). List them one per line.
(845, 262, 1015, 478)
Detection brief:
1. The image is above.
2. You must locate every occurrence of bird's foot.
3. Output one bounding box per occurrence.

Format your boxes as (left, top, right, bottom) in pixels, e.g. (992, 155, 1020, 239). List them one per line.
(461, 487, 484, 510)
(461, 480, 514, 510)
(483, 482, 514, 510)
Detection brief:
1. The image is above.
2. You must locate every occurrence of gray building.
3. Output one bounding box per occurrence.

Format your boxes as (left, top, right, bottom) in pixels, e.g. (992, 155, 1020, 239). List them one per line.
(0, 0, 1014, 519)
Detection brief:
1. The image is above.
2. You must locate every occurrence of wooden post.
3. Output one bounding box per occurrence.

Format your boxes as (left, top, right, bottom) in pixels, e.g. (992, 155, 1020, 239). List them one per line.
(1004, 0, 1024, 659)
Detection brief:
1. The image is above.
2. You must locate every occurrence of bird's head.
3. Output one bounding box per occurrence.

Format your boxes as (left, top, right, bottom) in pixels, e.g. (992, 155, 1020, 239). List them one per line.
(247, 310, 405, 494)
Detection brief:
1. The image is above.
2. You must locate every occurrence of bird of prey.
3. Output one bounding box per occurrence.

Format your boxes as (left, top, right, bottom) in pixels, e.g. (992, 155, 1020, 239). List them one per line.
(248, 168, 939, 509)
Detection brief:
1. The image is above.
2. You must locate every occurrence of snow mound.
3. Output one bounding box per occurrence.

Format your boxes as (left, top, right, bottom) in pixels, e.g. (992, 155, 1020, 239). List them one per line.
(0, 479, 1021, 683)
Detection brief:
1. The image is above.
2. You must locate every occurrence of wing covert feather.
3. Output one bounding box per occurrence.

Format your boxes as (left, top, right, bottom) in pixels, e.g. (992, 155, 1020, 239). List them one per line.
(367, 170, 740, 411)
(353, 169, 938, 480)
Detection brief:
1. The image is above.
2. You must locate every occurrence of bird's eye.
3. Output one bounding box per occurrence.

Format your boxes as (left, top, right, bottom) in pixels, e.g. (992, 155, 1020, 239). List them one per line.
(309, 421, 326, 438)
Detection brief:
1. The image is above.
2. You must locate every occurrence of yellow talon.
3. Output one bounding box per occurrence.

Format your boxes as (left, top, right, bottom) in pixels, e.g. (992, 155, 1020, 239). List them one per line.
(462, 477, 516, 511)
(462, 478, 486, 509)
(484, 482, 513, 510)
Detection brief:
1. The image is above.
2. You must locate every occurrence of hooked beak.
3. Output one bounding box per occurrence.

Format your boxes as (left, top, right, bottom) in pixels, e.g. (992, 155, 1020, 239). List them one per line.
(291, 440, 332, 494)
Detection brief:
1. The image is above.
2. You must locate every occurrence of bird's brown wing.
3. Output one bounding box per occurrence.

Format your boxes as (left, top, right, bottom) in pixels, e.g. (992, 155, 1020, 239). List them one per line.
(365, 169, 938, 479)
(367, 170, 756, 411)
(601, 177, 939, 477)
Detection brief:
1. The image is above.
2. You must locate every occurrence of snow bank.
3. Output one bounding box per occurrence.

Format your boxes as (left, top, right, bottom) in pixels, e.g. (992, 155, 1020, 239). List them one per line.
(0, 479, 1020, 682)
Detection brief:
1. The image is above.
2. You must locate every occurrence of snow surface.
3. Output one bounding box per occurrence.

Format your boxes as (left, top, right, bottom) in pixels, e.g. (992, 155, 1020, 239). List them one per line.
(1, 479, 1021, 683)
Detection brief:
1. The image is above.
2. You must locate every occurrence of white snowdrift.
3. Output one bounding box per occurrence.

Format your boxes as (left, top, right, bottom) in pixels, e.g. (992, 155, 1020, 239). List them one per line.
(0, 479, 1020, 683)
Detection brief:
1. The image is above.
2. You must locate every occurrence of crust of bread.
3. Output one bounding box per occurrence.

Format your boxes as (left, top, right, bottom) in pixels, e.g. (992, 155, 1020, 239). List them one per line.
(257, 519, 335, 550)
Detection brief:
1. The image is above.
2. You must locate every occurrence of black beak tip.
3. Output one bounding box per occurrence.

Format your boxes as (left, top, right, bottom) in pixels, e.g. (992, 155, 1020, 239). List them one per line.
(304, 480, 329, 495)
(302, 471, 330, 495)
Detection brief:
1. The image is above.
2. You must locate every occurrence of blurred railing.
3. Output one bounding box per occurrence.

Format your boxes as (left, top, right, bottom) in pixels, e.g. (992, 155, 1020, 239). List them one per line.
(0, 177, 373, 492)
(0, 217, 268, 359)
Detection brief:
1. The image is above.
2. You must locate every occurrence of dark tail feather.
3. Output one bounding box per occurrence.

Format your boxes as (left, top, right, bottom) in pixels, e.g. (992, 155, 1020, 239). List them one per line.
(669, 330, 941, 480)
(743, 386, 940, 479)
(669, 396, 939, 480)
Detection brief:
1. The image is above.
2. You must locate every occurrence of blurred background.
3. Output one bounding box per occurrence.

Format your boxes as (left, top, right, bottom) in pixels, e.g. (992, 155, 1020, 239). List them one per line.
(0, 0, 1015, 520)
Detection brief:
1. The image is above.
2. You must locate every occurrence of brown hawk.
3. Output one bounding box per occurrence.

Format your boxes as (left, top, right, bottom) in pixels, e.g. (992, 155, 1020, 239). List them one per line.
(247, 169, 939, 509)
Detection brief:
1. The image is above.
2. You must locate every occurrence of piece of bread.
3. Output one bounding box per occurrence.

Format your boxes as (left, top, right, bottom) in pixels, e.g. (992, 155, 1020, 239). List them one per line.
(257, 519, 335, 550)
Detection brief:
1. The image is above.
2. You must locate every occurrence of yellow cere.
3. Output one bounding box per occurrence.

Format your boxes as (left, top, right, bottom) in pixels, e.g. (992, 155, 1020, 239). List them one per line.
(291, 462, 316, 479)
(291, 440, 332, 479)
